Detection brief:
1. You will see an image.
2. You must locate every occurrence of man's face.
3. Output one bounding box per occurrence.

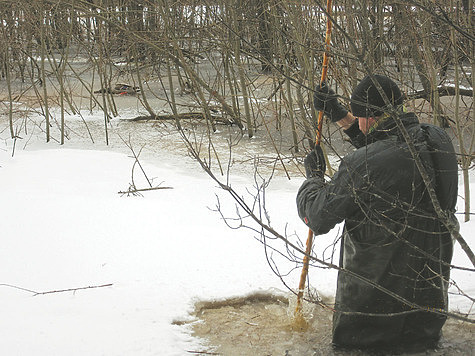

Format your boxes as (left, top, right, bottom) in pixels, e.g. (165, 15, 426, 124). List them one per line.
(357, 117, 377, 135)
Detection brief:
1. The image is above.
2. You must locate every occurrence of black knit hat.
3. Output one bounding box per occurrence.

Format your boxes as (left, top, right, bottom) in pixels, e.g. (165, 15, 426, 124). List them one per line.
(350, 75, 404, 117)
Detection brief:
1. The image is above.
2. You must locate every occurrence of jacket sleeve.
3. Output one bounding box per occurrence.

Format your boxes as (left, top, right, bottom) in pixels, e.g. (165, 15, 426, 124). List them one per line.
(296, 158, 362, 235)
(343, 121, 366, 148)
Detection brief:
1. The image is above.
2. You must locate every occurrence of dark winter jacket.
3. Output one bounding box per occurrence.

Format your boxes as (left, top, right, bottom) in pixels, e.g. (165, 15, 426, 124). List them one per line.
(297, 112, 458, 350)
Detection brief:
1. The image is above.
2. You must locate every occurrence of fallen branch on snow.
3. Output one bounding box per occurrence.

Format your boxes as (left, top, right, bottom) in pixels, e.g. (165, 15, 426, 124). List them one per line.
(127, 112, 233, 125)
(118, 185, 173, 196)
(407, 85, 473, 100)
(0, 283, 113, 296)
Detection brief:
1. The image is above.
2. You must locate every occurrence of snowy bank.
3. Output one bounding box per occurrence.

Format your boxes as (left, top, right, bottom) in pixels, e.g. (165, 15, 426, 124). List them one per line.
(0, 145, 473, 355)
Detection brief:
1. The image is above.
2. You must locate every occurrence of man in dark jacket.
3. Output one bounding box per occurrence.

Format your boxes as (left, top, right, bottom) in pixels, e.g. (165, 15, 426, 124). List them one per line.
(297, 75, 458, 352)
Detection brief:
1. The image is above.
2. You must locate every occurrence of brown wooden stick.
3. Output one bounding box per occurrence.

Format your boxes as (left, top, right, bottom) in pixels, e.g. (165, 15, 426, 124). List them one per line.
(295, 0, 333, 318)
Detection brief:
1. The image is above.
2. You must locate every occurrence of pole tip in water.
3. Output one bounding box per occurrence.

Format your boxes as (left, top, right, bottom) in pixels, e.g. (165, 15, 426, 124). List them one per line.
(290, 310, 310, 332)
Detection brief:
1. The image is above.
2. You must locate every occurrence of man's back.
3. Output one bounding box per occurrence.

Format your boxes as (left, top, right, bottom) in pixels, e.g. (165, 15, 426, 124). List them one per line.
(332, 114, 457, 350)
(297, 112, 458, 351)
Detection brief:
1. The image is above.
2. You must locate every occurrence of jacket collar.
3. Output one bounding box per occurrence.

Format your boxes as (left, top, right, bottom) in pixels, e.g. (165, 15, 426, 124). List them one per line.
(365, 112, 419, 143)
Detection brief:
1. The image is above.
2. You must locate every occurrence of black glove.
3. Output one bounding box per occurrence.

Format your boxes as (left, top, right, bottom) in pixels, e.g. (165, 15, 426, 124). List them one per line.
(304, 145, 326, 179)
(313, 82, 348, 122)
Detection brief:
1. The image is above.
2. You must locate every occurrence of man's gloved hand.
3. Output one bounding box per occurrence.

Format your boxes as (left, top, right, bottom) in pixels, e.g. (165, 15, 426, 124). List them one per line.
(304, 145, 326, 179)
(313, 82, 348, 122)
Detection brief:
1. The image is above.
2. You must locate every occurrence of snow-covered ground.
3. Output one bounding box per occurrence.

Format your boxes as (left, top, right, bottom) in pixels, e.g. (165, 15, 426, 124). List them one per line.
(0, 114, 473, 355)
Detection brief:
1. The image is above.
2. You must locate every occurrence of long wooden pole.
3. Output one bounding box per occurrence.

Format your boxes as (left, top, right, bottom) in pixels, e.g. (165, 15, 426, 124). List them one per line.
(295, 0, 333, 319)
